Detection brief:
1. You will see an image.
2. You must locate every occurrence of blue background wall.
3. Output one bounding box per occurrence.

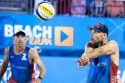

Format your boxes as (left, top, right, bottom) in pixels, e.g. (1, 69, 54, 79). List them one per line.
(0, 14, 125, 83)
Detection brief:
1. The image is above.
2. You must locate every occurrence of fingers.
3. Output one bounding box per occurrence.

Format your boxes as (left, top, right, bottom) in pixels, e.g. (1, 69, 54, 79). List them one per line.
(76, 59, 81, 67)
(76, 60, 84, 67)
(76, 57, 90, 67)
(75, 59, 80, 63)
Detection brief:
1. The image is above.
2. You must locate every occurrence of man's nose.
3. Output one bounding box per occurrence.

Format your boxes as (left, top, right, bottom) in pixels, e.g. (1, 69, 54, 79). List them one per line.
(19, 38, 23, 41)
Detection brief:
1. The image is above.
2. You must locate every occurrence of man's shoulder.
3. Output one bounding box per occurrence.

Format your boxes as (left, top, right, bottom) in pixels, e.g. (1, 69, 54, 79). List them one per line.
(5, 46, 11, 52)
(28, 47, 37, 54)
(26, 46, 34, 51)
(4, 47, 10, 56)
(26, 45, 31, 49)
(108, 40, 118, 45)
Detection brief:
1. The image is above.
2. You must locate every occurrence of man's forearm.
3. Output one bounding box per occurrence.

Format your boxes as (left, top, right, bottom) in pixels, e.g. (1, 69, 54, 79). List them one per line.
(86, 48, 102, 60)
(81, 47, 102, 60)
(39, 68, 46, 79)
(86, 46, 113, 60)
(0, 61, 8, 79)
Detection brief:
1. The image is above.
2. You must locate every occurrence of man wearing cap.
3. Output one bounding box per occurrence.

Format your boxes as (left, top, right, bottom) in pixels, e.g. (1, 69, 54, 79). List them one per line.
(0, 31, 46, 83)
(77, 23, 119, 83)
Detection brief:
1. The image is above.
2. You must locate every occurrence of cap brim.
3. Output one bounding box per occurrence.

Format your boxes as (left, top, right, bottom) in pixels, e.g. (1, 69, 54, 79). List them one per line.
(88, 27, 101, 32)
(88, 26, 94, 30)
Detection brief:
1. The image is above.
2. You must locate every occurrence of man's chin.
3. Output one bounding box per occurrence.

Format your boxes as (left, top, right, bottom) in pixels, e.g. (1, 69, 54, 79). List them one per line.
(19, 44, 24, 47)
(91, 41, 95, 44)
(91, 41, 99, 44)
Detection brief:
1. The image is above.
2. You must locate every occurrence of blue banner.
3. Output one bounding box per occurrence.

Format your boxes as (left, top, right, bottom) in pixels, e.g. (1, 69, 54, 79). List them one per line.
(0, 13, 124, 83)
(0, 13, 125, 57)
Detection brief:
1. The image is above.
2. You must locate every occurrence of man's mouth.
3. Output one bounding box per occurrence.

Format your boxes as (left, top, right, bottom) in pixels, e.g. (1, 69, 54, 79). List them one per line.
(19, 42, 23, 44)
(91, 38, 94, 41)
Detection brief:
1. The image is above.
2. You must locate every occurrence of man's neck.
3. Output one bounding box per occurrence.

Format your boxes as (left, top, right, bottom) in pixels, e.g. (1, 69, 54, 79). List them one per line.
(14, 45, 26, 54)
(103, 39, 108, 45)
(94, 42, 102, 47)
(94, 39, 108, 47)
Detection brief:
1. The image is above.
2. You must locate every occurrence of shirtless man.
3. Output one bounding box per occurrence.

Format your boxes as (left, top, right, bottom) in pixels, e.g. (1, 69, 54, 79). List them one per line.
(0, 31, 46, 83)
(77, 23, 119, 83)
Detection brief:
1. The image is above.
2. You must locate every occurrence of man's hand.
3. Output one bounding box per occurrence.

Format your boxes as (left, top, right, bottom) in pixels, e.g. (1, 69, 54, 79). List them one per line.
(34, 78, 41, 83)
(76, 56, 90, 67)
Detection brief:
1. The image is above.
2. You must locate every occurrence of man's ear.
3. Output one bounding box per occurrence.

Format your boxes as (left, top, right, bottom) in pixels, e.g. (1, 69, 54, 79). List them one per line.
(13, 37, 15, 44)
(25, 37, 28, 42)
(102, 33, 106, 39)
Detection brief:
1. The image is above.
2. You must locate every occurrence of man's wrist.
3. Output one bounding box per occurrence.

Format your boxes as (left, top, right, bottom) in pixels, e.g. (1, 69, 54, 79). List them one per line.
(38, 76, 43, 80)
(81, 56, 90, 61)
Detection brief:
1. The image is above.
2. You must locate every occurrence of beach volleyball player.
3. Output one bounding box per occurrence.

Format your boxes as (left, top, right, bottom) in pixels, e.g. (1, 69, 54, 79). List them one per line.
(0, 31, 46, 83)
(77, 23, 119, 83)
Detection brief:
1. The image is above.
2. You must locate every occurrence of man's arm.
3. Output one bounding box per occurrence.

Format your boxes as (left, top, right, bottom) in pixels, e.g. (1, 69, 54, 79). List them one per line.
(81, 43, 94, 58)
(0, 48, 9, 79)
(77, 43, 93, 67)
(29, 48, 46, 82)
(85, 40, 118, 60)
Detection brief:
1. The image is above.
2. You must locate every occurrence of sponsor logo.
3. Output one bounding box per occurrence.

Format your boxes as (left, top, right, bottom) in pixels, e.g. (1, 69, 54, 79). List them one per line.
(4, 24, 74, 46)
(55, 27, 73, 46)
(21, 53, 27, 61)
